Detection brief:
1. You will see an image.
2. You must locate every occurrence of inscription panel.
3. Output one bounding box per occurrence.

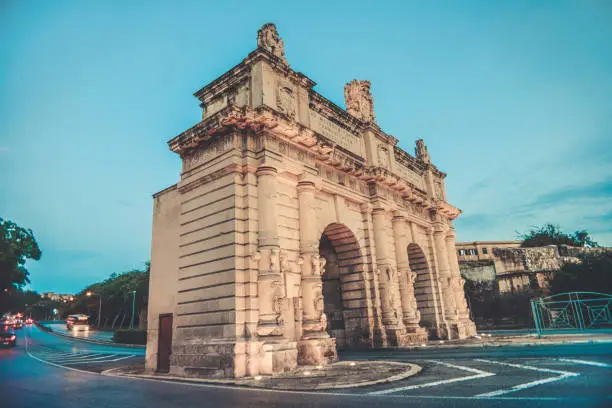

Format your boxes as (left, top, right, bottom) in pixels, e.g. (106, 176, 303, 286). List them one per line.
(393, 162, 425, 190)
(309, 110, 363, 156)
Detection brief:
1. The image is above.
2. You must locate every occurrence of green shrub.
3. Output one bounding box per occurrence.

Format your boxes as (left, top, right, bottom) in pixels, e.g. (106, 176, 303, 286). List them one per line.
(113, 329, 146, 345)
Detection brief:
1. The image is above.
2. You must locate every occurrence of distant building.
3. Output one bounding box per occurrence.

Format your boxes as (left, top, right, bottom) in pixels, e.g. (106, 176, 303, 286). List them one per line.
(457, 241, 610, 293)
(41, 292, 74, 302)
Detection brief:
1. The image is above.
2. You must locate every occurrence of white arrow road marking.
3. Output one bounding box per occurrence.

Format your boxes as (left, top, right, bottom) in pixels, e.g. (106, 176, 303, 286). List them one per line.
(558, 358, 612, 368)
(368, 360, 495, 395)
(474, 359, 580, 397)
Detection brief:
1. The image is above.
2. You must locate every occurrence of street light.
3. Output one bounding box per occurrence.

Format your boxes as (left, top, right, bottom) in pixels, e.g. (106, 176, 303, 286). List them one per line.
(130, 290, 136, 329)
(86, 291, 102, 328)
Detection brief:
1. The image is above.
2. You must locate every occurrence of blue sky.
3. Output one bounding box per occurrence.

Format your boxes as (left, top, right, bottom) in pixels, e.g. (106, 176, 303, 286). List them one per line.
(1, 1, 611, 293)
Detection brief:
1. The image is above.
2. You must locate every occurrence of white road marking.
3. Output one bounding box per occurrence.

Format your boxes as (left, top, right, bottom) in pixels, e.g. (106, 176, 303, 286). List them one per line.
(368, 360, 495, 395)
(66, 355, 135, 364)
(57, 354, 118, 364)
(474, 359, 580, 397)
(558, 358, 612, 368)
(48, 353, 103, 362)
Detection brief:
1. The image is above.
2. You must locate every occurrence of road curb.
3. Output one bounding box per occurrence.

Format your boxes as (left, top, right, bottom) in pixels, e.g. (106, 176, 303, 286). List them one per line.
(354, 338, 612, 352)
(103, 360, 422, 391)
(35, 322, 145, 349)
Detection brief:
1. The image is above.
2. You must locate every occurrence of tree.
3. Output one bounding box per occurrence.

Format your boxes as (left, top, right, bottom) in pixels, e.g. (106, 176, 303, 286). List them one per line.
(0, 288, 42, 315)
(519, 224, 600, 248)
(66, 262, 150, 329)
(549, 252, 612, 295)
(0, 217, 42, 292)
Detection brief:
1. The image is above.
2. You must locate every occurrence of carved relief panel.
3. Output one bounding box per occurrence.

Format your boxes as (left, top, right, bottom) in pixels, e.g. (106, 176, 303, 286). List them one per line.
(277, 85, 296, 119)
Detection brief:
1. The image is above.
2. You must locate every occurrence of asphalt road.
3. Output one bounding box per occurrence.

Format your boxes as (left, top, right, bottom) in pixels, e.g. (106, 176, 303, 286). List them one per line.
(42, 321, 115, 342)
(1, 325, 611, 408)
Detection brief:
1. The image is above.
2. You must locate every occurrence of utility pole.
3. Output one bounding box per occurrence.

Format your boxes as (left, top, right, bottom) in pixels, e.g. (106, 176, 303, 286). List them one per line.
(97, 295, 102, 329)
(130, 290, 136, 329)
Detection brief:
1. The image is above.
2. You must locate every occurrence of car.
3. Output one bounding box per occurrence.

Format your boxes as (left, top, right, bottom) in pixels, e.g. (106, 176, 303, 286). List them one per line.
(0, 329, 16, 347)
(66, 314, 90, 331)
(12, 320, 23, 329)
(25, 318, 33, 325)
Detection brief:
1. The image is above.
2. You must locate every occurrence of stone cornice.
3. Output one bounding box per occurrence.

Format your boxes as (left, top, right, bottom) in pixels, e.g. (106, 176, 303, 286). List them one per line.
(169, 106, 444, 215)
(435, 200, 462, 220)
(194, 48, 315, 104)
(393, 146, 427, 175)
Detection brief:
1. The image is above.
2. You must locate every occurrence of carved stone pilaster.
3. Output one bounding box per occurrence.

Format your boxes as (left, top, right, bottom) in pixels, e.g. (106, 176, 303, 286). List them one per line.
(256, 248, 284, 337)
(256, 166, 284, 338)
(296, 178, 336, 365)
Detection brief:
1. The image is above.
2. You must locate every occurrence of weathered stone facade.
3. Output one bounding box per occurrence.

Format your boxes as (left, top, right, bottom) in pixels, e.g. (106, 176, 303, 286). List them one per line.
(146, 23, 475, 378)
(458, 241, 611, 293)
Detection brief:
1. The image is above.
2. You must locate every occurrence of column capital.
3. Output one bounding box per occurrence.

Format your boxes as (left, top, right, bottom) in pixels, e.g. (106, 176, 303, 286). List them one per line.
(297, 180, 316, 192)
(372, 207, 386, 216)
(433, 222, 447, 234)
(392, 211, 406, 223)
(445, 229, 457, 241)
(256, 166, 278, 177)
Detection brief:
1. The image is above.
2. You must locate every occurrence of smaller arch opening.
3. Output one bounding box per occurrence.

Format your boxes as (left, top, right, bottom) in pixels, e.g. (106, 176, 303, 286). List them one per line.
(319, 223, 368, 349)
(407, 243, 436, 329)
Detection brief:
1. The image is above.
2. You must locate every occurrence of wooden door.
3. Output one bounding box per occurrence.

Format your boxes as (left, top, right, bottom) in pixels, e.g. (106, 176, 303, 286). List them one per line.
(157, 314, 173, 372)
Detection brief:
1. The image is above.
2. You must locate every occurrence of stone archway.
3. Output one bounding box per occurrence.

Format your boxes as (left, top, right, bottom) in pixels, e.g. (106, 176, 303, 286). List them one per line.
(318, 223, 368, 349)
(407, 243, 437, 329)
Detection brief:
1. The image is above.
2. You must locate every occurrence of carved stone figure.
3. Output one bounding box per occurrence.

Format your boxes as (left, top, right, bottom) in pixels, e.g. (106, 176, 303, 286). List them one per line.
(257, 23, 287, 63)
(415, 139, 430, 164)
(279, 250, 291, 273)
(344, 80, 375, 123)
(312, 253, 326, 276)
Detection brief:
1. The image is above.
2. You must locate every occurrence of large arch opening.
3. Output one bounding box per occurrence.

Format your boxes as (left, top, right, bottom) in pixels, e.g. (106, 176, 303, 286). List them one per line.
(407, 243, 437, 329)
(318, 223, 368, 350)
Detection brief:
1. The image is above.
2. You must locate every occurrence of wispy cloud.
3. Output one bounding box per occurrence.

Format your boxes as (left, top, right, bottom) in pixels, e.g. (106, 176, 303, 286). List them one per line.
(528, 179, 612, 208)
(0, 147, 8, 152)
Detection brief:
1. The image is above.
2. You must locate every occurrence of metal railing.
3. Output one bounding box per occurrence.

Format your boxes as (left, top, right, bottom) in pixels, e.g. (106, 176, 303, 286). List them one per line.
(530, 292, 612, 338)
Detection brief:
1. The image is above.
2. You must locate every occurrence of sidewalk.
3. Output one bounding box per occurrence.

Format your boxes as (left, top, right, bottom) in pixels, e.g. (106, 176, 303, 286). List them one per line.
(105, 360, 421, 390)
(409, 330, 612, 350)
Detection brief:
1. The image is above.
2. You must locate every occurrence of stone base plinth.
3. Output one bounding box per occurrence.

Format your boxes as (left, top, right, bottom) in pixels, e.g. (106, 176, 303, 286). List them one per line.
(443, 319, 478, 340)
(386, 328, 410, 347)
(259, 340, 298, 375)
(398, 326, 429, 345)
(297, 336, 338, 366)
(169, 342, 239, 379)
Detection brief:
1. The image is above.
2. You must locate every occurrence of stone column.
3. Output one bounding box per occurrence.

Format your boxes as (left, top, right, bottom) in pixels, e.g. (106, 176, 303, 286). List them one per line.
(445, 230, 470, 320)
(433, 224, 458, 323)
(445, 229, 477, 337)
(372, 208, 406, 345)
(391, 215, 419, 329)
(255, 166, 284, 338)
(296, 179, 337, 365)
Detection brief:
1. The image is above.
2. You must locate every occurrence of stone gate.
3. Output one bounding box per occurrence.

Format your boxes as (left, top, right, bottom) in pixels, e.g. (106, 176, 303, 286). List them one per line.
(145, 23, 476, 379)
